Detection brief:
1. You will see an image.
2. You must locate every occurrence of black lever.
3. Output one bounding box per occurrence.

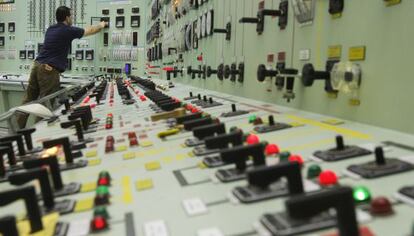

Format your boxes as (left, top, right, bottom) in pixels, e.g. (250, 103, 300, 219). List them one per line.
(68, 112, 89, 130)
(43, 137, 74, 164)
(286, 186, 359, 236)
(183, 117, 214, 131)
(248, 162, 303, 193)
(0, 215, 19, 236)
(213, 22, 232, 41)
(301, 63, 330, 87)
(192, 123, 226, 140)
(0, 134, 26, 156)
(220, 142, 266, 171)
(0, 186, 43, 233)
(17, 127, 36, 151)
(239, 8, 283, 34)
(8, 168, 55, 209)
(61, 119, 84, 142)
(204, 131, 244, 150)
(59, 98, 70, 114)
(23, 156, 64, 190)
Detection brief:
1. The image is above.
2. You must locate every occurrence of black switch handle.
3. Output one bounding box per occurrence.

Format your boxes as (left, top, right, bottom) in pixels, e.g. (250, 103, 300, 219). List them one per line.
(183, 117, 213, 131)
(0, 186, 43, 233)
(43, 137, 73, 164)
(0, 134, 26, 156)
(0, 148, 6, 177)
(257, 64, 278, 82)
(204, 131, 243, 150)
(301, 63, 330, 87)
(68, 112, 89, 130)
(193, 123, 226, 140)
(286, 186, 359, 236)
(248, 162, 304, 194)
(0, 216, 19, 236)
(0, 142, 17, 166)
(336, 135, 345, 150)
(23, 156, 64, 190)
(61, 119, 84, 141)
(8, 168, 55, 209)
(17, 127, 36, 151)
(176, 112, 203, 124)
(375, 147, 386, 165)
(220, 142, 267, 171)
(239, 17, 259, 23)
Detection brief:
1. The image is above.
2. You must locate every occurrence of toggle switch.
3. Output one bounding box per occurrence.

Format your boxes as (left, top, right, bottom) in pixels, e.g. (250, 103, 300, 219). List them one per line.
(43, 137, 88, 171)
(23, 156, 81, 197)
(0, 143, 17, 168)
(185, 123, 226, 147)
(194, 131, 244, 157)
(221, 104, 249, 117)
(253, 115, 292, 133)
(215, 142, 267, 183)
(59, 98, 71, 114)
(0, 186, 43, 233)
(233, 162, 304, 203)
(183, 117, 215, 131)
(213, 22, 232, 41)
(313, 135, 371, 162)
(347, 147, 413, 179)
(0, 134, 26, 156)
(17, 128, 41, 153)
(239, 1, 289, 34)
(0, 215, 19, 236)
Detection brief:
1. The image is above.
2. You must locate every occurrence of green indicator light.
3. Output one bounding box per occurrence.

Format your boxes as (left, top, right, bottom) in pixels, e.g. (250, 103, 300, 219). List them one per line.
(353, 186, 371, 203)
(279, 151, 291, 161)
(94, 206, 110, 219)
(96, 186, 110, 195)
(248, 115, 257, 123)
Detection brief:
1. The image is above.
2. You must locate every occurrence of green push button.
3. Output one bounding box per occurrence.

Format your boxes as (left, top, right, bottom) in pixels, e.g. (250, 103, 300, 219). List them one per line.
(307, 164, 322, 179)
(96, 186, 110, 195)
(248, 115, 257, 123)
(353, 186, 371, 203)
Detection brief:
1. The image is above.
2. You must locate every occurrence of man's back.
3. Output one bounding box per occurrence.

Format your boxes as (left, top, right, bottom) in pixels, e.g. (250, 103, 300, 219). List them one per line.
(36, 23, 83, 72)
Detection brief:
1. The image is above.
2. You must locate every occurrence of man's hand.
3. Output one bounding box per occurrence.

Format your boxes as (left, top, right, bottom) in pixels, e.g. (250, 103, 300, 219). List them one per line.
(99, 21, 108, 29)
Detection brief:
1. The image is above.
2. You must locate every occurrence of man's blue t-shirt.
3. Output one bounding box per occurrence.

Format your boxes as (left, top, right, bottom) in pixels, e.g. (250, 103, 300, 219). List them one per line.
(36, 23, 84, 72)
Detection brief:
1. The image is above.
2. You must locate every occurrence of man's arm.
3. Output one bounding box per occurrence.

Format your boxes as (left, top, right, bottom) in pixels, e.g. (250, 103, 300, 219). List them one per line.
(83, 21, 107, 37)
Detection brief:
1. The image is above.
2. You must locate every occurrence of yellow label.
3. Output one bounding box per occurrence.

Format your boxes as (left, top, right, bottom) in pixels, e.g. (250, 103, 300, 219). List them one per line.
(198, 162, 207, 169)
(349, 46, 366, 61)
(161, 156, 173, 163)
(116, 145, 128, 152)
(136, 152, 145, 158)
(188, 151, 195, 157)
(328, 45, 342, 59)
(140, 140, 153, 147)
(85, 150, 97, 158)
(74, 198, 94, 212)
(17, 212, 59, 236)
(88, 159, 101, 166)
(349, 98, 361, 106)
(121, 176, 133, 204)
(145, 161, 161, 171)
(175, 153, 187, 161)
(136, 179, 154, 191)
(80, 182, 97, 192)
(123, 152, 136, 160)
(322, 119, 345, 125)
(384, 0, 401, 6)
(288, 122, 305, 127)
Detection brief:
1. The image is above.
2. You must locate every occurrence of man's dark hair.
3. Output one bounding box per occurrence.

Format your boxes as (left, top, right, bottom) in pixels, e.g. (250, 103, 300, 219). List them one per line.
(56, 6, 71, 23)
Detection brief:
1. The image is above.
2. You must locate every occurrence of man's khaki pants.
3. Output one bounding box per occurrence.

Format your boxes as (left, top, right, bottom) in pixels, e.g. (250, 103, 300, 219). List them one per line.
(16, 61, 60, 129)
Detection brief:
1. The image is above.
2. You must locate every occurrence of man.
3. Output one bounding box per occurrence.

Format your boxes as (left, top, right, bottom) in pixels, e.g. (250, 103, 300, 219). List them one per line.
(17, 6, 107, 128)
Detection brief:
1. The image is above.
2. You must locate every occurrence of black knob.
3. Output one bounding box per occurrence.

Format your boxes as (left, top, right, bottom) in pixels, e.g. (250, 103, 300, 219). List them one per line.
(209, 97, 214, 104)
(336, 135, 345, 150)
(224, 65, 231, 79)
(301, 63, 330, 87)
(231, 104, 237, 112)
(257, 64, 278, 82)
(286, 186, 359, 236)
(268, 115, 275, 126)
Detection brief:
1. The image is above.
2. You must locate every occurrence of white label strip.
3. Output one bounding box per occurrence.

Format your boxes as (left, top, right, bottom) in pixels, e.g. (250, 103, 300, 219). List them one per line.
(67, 219, 89, 236)
(144, 220, 169, 236)
(197, 227, 224, 236)
(182, 198, 208, 216)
